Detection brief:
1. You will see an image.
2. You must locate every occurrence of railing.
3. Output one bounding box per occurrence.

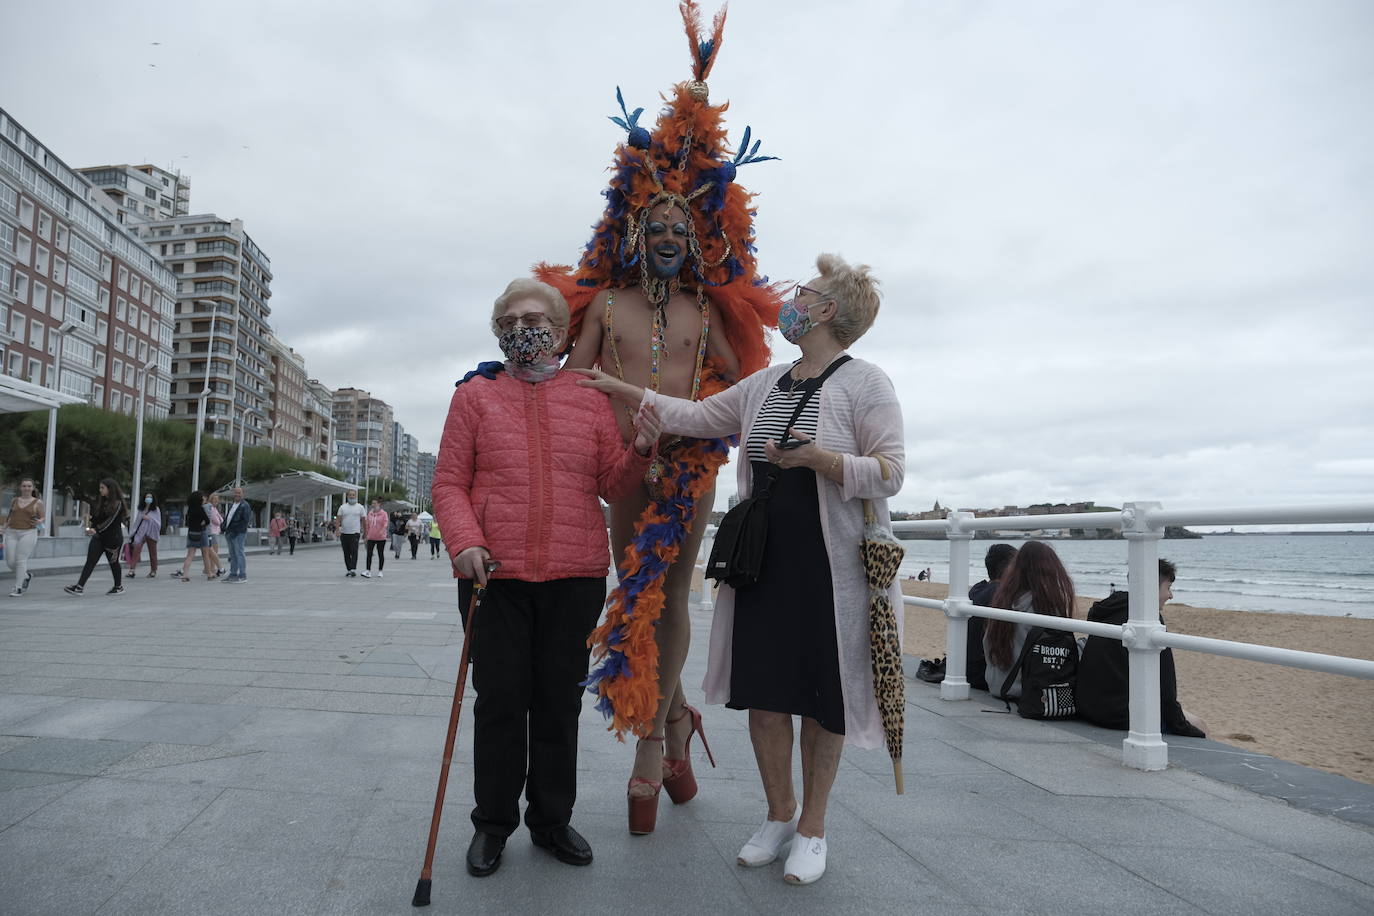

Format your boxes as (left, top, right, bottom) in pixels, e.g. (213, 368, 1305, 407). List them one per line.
(696, 501, 1374, 772)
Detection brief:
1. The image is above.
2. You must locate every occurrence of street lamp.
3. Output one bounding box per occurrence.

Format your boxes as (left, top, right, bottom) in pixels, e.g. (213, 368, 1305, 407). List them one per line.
(41, 319, 80, 538)
(131, 359, 159, 510)
(190, 310, 218, 493)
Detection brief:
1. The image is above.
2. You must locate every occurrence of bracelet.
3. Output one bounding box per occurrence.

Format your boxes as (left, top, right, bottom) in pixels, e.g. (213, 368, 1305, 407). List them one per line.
(828, 452, 842, 476)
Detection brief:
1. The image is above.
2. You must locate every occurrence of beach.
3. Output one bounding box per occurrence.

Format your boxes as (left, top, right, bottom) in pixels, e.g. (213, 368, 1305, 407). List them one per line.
(901, 580, 1374, 786)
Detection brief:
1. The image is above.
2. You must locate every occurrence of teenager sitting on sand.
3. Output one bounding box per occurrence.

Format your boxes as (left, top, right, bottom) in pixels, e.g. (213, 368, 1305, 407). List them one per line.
(1077, 559, 1208, 737)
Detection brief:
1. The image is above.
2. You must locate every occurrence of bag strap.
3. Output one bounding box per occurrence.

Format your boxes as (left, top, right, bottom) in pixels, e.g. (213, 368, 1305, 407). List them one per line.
(757, 355, 853, 498)
(998, 626, 1044, 701)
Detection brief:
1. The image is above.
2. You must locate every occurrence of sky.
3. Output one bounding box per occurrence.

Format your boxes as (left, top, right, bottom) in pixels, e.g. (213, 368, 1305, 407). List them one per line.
(4, 0, 1372, 522)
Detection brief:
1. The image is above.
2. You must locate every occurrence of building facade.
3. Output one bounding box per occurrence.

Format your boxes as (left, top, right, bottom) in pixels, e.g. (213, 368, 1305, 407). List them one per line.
(391, 424, 418, 499)
(1, 108, 174, 419)
(332, 387, 394, 483)
(415, 451, 435, 511)
(266, 332, 309, 459)
(302, 378, 333, 466)
(139, 214, 274, 447)
(76, 163, 190, 226)
(334, 439, 365, 486)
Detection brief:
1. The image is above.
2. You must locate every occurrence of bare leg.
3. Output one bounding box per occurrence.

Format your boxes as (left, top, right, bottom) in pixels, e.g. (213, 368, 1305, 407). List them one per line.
(796, 717, 844, 838)
(748, 710, 798, 822)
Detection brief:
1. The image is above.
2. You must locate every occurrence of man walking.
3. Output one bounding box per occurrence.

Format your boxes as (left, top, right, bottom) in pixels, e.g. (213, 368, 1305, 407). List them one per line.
(335, 490, 366, 577)
(221, 486, 250, 583)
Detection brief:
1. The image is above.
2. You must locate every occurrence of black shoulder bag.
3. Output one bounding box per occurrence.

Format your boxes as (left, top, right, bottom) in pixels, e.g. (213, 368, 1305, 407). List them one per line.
(706, 356, 851, 590)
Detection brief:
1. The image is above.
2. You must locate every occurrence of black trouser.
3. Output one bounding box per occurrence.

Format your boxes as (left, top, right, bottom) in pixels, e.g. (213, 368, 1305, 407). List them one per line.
(365, 539, 386, 571)
(469, 576, 605, 838)
(340, 533, 360, 571)
(408, 534, 420, 558)
(78, 535, 122, 588)
(288, 536, 297, 555)
(429, 536, 441, 556)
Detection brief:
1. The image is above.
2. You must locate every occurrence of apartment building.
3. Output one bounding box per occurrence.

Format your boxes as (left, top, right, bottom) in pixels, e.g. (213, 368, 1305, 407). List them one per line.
(77, 163, 190, 226)
(332, 387, 393, 482)
(335, 439, 365, 486)
(391, 425, 418, 499)
(1, 108, 174, 418)
(415, 451, 435, 511)
(303, 378, 333, 466)
(266, 332, 309, 459)
(138, 214, 274, 446)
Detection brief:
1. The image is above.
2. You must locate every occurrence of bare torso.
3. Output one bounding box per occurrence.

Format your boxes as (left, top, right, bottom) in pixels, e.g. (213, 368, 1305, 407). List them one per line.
(567, 286, 740, 442)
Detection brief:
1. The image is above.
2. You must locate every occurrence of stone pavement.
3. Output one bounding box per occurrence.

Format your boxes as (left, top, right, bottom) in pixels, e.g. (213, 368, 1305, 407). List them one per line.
(1, 546, 1372, 915)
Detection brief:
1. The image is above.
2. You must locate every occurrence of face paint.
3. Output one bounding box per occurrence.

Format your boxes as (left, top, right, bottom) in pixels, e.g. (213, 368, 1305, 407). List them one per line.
(497, 325, 559, 366)
(645, 208, 688, 279)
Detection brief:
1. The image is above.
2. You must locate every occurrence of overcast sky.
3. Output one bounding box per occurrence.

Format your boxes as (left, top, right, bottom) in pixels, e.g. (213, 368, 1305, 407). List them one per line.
(5, 0, 1372, 520)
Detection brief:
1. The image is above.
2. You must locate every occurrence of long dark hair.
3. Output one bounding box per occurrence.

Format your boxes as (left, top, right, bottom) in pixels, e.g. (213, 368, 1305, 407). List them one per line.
(96, 477, 126, 522)
(186, 490, 204, 508)
(984, 540, 1076, 669)
(142, 493, 159, 512)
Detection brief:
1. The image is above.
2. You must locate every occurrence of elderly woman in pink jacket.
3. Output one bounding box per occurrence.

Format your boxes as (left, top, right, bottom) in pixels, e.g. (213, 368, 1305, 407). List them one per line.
(578, 253, 904, 886)
(432, 278, 659, 880)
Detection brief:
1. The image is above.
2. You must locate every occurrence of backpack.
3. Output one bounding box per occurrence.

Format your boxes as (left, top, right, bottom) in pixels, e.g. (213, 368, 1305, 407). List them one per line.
(998, 626, 1079, 720)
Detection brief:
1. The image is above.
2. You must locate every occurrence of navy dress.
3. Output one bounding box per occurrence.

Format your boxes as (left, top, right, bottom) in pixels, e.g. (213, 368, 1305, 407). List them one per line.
(728, 374, 845, 735)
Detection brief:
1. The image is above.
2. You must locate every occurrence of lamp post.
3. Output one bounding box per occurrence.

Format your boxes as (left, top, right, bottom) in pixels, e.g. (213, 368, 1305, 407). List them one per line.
(131, 359, 159, 511)
(190, 310, 217, 493)
(41, 319, 80, 538)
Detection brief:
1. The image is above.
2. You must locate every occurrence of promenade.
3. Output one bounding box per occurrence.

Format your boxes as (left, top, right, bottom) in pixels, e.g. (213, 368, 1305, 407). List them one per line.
(1, 546, 1371, 915)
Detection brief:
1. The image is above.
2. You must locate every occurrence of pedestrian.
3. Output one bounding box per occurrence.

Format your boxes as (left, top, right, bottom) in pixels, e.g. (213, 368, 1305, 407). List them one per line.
(65, 478, 129, 595)
(335, 490, 365, 577)
(391, 510, 408, 560)
(428, 517, 442, 558)
(3, 477, 44, 597)
(204, 492, 224, 578)
(406, 512, 423, 559)
(362, 498, 389, 578)
(287, 515, 300, 555)
(220, 486, 250, 583)
(172, 491, 212, 581)
(128, 492, 161, 578)
(268, 511, 288, 555)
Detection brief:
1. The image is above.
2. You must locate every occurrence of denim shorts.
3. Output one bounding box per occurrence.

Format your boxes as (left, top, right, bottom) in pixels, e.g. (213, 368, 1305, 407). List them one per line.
(187, 530, 205, 548)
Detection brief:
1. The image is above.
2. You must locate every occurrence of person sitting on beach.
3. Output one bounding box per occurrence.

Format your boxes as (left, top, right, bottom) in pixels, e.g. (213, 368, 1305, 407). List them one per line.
(966, 544, 1018, 691)
(983, 541, 1076, 698)
(1077, 559, 1208, 737)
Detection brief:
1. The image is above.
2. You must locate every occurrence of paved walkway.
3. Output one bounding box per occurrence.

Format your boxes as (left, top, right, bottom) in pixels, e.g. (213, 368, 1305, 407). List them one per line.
(1, 547, 1371, 915)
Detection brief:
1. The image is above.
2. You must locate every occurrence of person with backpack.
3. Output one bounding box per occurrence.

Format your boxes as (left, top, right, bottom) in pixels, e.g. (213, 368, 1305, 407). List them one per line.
(64, 478, 128, 596)
(1077, 559, 1208, 737)
(390, 510, 408, 559)
(983, 540, 1079, 718)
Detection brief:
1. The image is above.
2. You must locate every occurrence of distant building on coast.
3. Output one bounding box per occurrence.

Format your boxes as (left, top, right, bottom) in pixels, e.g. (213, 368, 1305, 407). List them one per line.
(415, 451, 436, 511)
(332, 387, 395, 486)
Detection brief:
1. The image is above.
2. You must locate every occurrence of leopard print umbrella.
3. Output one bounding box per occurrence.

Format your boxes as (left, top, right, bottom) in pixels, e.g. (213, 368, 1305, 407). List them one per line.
(861, 504, 906, 794)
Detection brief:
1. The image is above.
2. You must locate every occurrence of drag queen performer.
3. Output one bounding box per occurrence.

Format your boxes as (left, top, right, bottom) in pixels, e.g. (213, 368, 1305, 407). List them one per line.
(537, 2, 783, 835)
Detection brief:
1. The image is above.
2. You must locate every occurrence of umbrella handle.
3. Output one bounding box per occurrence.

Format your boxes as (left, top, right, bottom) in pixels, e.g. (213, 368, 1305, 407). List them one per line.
(892, 758, 904, 795)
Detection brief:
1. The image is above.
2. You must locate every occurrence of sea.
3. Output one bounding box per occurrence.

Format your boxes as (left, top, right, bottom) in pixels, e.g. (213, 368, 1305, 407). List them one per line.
(896, 533, 1374, 620)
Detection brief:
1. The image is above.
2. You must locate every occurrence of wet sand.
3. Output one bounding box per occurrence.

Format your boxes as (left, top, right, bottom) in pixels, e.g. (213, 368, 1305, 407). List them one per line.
(900, 580, 1374, 786)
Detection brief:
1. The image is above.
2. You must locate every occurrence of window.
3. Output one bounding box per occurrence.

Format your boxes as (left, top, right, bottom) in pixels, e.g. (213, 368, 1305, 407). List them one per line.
(116, 298, 126, 320)
(160, 244, 167, 255)
(35, 246, 49, 275)
(52, 256, 66, 285)
(13, 271, 27, 301)
(117, 266, 128, 290)
(0, 223, 12, 252)
(19, 197, 33, 227)
(0, 182, 15, 212)
(54, 224, 66, 251)
(32, 281, 46, 315)
(29, 320, 43, 349)
(16, 233, 30, 263)
(10, 313, 23, 340)
(27, 358, 41, 385)
(124, 393, 134, 412)
(115, 328, 124, 350)
(130, 276, 140, 299)
(37, 211, 51, 240)
(113, 357, 123, 379)
(50, 292, 63, 319)
(92, 383, 103, 406)
(144, 186, 157, 200)
(172, 242, 184, 254)
(138, 340, 147, 362)
(124, 364, 134, 385)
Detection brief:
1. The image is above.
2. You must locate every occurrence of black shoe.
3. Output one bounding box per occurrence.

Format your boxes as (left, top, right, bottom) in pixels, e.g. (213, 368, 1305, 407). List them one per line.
(466, 832, 506, 877)
(915, 656, 947, 684)
(531, 825, 593, 866)
(107, 585, 125, 595)
(64, 584, 84, 595)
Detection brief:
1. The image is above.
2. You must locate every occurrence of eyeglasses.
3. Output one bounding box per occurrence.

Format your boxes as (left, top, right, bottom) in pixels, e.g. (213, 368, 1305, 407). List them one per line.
(791, 284, 826, 302)
(496, 313, 555, 331)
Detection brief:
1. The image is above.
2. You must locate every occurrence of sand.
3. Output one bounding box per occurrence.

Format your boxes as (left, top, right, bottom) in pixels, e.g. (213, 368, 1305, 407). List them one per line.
(900, 580, 1374, 786)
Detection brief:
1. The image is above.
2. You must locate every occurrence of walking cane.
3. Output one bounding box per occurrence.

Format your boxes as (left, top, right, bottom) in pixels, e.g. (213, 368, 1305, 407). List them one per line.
(412, 560, 498, 908)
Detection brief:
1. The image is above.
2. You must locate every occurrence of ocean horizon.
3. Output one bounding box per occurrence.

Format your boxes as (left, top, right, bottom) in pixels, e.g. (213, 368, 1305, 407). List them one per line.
(896, 532, 1373, 620)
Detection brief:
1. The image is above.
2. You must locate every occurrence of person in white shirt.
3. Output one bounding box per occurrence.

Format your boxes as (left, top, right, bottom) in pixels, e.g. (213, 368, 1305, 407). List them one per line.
(334, 491, 367, 578)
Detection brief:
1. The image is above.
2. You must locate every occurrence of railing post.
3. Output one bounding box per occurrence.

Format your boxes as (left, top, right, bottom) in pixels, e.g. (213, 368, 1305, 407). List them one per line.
(1121, 501, 1167, 771)
(941, 511, 974, 700)
(696, 530, 715, 611)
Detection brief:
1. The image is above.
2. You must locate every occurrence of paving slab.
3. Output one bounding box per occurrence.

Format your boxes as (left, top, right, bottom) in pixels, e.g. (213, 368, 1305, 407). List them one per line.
(0, 545, 1370, 915)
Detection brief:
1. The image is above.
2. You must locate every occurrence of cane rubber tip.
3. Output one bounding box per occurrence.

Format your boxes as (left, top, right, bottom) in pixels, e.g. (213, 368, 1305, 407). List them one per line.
(412, 878, 431, 907)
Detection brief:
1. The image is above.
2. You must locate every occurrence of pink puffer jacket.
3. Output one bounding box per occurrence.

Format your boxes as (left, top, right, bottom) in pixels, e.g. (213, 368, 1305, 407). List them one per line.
(432, 370, 650, 582)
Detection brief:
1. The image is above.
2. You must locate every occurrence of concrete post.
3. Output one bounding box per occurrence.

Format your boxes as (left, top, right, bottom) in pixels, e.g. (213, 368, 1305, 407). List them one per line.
(941, 511, 975, 700)
(1121, 501, 1168, 771)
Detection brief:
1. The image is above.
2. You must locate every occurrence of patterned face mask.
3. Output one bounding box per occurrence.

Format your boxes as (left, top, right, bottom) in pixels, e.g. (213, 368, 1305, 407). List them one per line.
(777, 298, 814, 344)
(497, 325, 559, 366)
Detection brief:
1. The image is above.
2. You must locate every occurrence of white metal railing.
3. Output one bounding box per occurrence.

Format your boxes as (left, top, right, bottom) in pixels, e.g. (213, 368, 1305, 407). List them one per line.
(694, 501, 1374, 772)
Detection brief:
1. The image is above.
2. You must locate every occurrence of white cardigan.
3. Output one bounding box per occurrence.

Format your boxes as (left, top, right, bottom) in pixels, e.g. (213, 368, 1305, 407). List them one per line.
(644, 355, 905, 748)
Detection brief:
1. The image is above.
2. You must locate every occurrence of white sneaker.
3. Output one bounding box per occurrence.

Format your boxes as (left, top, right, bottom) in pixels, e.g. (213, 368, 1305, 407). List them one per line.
(360, 571, 371, 578)
(377, 571, 384, 578)
(8, 588, 22, 597)
(737, 810, 799, 867)
(783, 834, 827, 885)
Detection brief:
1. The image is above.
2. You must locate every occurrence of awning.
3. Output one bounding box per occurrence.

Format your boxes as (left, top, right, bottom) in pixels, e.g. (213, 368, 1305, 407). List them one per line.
(223, 470, 359, 504)
(0, 376, 86, 413)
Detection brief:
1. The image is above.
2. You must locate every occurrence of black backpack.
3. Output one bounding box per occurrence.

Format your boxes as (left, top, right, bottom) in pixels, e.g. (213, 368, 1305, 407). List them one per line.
(998, 626, 1079, 720)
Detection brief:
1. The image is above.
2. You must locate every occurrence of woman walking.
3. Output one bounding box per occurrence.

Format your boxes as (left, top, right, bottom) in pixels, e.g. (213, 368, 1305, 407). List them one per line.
(204, 492, 224, 578)
(268, 511, 288, 555)
(406, 513, 423, 559)
(127, 493, 161, 578)
(362, 498, 389, 578)
(65, 479, 129, 595)
(577, 253, 903, 884)
(287, 515, 301, 555)
(427, 517, 442, 559)
(171, 491, 212, 582)
(3, 477, 44, 597)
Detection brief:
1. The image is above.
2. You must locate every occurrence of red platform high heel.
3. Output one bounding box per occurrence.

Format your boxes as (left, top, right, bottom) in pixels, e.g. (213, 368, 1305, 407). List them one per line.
(662, 704, 716, 805)
(628, 736, 664, 835)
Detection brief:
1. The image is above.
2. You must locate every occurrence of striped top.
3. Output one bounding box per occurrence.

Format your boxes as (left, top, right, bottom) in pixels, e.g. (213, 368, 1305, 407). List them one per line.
(745, 374, 824, 463)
